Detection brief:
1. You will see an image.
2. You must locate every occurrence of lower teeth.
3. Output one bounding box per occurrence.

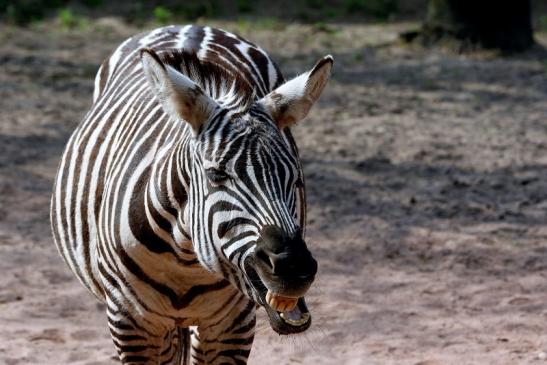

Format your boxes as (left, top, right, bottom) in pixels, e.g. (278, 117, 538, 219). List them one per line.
(280, 311, 310, 326)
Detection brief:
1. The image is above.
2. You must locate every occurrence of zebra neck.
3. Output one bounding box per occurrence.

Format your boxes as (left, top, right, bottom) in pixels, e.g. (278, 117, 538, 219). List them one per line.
(145, 137, 192, 253)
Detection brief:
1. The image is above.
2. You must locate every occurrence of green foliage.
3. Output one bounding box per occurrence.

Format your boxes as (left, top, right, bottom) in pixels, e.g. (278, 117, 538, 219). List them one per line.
(233, 17, 286, 34)
(254, 17, 286, 31)
(351, 51, 364, 62)
(57, 7, 77, 28)
(538, 15, 547, 31)
(171, 2, 218, 21)
(305, 0, 325, 8)
(344, 0, 398, 20)
(81, 0, 103, 7)
(236, 0, 253, 13)
(298, 0, 339, 21)
(321, 6, 339, 18)
(57, 7, 88, 29)
(1, 0, 63, 24)
(0, 0, 408, 26)
(153, 3, 221, 24)
(234, 18, 251, 33)
(312, 22, 338, 35)
(153, 6, 173, 24)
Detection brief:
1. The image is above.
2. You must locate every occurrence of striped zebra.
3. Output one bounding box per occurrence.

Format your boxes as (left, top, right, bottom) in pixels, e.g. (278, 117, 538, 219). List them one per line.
(51, 25, 332, 364)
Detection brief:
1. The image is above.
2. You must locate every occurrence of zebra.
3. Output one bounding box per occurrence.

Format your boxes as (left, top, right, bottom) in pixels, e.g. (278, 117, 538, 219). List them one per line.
(51, 24, 332, 364)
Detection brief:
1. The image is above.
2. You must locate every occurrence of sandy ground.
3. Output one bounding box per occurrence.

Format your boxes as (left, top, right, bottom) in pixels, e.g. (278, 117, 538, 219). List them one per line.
(1, 19, 547, 365)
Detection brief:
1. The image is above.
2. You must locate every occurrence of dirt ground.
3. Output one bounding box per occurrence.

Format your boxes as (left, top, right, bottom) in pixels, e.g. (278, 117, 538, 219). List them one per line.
(1, 19, 547, 365)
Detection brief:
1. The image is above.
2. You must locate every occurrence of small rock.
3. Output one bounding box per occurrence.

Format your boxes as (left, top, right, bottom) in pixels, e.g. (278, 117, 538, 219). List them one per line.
(508, 297, 532, 306)
(0, 292, 23, 304)
(29, 329, 65, 343)
(538, 351, 547, 360)
(414, 360, 442, 365)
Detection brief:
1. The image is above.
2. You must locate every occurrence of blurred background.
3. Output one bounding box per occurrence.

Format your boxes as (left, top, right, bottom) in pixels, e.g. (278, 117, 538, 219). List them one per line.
(1, 1, 547, 364)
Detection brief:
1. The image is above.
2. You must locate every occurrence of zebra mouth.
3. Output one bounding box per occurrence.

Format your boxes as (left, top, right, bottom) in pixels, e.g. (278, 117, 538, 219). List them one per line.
(263, 292, 311, 334)
(244, 257, 312, 334)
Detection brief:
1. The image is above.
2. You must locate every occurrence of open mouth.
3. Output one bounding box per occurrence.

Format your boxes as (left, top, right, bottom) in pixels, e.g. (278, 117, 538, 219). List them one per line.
(262, 290, 312, 335)
(244, 256, 313, 335)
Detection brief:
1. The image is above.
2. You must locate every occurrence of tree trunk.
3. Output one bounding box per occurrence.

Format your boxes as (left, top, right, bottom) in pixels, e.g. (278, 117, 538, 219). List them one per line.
(410, 0, 535, 52)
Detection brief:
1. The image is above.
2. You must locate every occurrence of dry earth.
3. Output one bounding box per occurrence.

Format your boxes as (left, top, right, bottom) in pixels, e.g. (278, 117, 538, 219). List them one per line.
(1, 19, 547, 365)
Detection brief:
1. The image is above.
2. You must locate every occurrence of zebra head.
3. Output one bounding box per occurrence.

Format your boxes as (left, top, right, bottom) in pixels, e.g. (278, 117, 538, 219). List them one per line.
(141, 49, 332, 334)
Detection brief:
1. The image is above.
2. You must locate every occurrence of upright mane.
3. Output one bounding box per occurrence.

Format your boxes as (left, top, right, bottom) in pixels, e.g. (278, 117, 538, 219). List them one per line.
(158, 49, 256, 111)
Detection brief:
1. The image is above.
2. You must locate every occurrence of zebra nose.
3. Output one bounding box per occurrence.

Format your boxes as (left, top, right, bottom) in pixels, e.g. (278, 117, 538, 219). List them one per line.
(266, 251, 318, 280)
(255, 226, 318, 281)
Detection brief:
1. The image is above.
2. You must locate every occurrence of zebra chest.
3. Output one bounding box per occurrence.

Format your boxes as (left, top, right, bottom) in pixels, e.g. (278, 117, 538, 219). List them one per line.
(112, 240, 237, 322)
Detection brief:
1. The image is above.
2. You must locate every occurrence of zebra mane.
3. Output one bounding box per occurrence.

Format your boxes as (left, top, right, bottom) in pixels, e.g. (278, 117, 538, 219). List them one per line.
(158, 49, 255, 111)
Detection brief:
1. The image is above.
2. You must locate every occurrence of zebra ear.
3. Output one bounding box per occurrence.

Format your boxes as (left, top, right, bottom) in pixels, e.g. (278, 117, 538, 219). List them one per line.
(260, 55, 333, 129)
(140, 48, 218, 135)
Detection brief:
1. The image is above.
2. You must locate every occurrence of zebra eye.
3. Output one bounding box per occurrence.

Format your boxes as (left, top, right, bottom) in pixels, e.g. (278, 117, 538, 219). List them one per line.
(206, 168, 229, 184)
(295, 177, 304, 188)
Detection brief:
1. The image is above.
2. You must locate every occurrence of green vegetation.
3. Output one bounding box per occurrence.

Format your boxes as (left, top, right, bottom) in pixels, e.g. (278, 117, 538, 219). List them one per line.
(58, 7, 77, 28)
(176, 3, 218, 20)
(305, 0, 325, 8)
(81, 0, 103, 7)
(235, 0, 253, 13)
(2, 0, 62, 24)
(351, 51, 364, 62)
(344, 0, 398, 20)
(312, 22, 339, 35)
(538, 15, 547, 31)
(153, 6, 173, 25)
(152, 3, 219, 24)
(0, 0, 404, 26)
(233, 17, 286, 34)
(3, 0, 544, 30)
(57, 7, 89, 29)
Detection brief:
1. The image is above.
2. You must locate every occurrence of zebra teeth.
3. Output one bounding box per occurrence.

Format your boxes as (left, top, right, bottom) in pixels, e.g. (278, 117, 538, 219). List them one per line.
(280, 311, 310, 327)
(265, 290, 298, 312)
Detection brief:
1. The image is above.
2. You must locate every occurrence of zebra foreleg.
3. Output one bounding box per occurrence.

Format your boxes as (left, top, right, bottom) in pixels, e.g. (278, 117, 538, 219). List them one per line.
(106, 298, 188, 364)
(189, 299, 256, 365)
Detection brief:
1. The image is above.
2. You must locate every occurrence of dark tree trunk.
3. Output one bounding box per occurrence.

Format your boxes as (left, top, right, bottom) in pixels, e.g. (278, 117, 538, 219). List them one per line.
(407, 0, 535, 52)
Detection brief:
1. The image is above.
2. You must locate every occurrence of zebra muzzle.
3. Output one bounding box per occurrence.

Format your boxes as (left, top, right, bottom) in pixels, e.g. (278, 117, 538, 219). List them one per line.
(265, 290, 298, 312)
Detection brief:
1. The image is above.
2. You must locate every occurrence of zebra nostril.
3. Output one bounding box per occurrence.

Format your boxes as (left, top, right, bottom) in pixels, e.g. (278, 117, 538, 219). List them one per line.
(255, 249, 287, 276)
(256, 249, 274, 270)
(269, 256, 276, 271)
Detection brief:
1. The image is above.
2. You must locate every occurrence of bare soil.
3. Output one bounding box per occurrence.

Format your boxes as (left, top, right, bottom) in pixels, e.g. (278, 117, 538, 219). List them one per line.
(1, 19, 547, 365)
